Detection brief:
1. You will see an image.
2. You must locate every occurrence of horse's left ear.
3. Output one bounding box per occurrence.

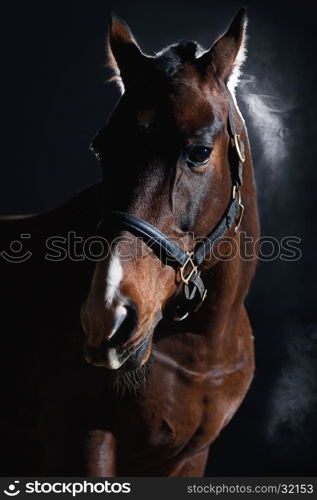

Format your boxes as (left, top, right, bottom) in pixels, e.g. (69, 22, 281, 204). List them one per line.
(199, 7, 247, 90)
(107, 13, 147, 90)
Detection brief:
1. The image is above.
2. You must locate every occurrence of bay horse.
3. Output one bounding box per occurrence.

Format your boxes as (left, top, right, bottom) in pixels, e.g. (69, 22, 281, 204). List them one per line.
(0, 8, 259, 476)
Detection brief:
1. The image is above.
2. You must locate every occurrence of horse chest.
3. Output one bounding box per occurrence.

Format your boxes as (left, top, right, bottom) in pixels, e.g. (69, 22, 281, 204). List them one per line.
(113, 345, 254, 470)
(115, 375, 232, 465)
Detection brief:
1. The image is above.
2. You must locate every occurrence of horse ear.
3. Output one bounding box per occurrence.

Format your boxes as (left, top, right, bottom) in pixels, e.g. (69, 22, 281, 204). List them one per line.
(199, 7, 247, 91)
(107, 13, 146, 90)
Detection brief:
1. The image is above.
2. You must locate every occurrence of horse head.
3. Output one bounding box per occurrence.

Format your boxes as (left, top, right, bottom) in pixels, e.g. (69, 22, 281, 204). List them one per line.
(81, 8, 251, 372)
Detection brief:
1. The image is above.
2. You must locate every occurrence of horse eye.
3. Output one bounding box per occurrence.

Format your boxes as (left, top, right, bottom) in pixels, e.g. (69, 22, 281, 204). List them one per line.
(186, 145, 212, 167)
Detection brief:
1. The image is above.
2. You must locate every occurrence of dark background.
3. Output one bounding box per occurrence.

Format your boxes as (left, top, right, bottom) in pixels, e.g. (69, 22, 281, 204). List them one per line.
(1, 0, 316, 475)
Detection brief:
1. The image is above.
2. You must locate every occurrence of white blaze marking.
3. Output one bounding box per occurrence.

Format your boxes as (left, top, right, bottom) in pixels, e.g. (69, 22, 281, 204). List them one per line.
(104, 255, 123, 307)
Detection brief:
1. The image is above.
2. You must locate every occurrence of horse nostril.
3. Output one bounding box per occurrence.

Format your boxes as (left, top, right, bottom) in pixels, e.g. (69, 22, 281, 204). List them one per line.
(107, 301, 138, 346)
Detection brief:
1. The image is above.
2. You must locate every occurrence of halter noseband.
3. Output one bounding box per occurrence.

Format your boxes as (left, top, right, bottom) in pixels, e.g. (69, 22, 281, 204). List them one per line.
(98, 101, 245, 321)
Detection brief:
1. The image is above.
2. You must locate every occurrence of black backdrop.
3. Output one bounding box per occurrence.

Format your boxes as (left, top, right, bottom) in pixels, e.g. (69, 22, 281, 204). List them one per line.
(1, 0, 316, 475)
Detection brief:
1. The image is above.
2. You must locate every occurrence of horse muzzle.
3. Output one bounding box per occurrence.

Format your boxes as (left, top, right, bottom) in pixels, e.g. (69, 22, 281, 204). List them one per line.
(81, 296, 156, 370)
(84, 334, 152, 370)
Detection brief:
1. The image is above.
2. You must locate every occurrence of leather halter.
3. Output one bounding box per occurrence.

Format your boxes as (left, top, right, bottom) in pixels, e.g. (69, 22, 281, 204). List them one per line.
(99, 101, 245, 321)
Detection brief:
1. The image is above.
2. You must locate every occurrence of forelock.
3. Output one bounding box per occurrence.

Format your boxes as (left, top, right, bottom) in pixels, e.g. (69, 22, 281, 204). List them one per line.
(154, 40, 205, 78)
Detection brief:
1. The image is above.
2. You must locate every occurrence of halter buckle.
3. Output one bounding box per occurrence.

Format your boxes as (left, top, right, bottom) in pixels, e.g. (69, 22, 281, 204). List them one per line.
(179, 252, 198, 285)
(233, 134, 246, 163)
